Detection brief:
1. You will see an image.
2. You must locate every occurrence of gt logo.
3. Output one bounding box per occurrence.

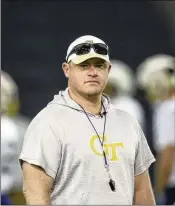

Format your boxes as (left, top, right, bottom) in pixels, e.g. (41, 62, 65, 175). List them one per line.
(90, 135, 124, 161)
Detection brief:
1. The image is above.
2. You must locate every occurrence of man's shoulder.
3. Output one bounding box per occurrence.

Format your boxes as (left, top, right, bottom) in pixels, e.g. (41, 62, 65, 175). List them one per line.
(110, 102, 135, 117)
(26, 104, 66, 133)
(26, 106, 53, 130)
(31, 103, 63, 121)
(109, 103, 138, 125)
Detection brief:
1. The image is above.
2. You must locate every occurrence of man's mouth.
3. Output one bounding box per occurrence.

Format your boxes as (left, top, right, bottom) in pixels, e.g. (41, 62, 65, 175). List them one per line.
(85, 80, 99, 84)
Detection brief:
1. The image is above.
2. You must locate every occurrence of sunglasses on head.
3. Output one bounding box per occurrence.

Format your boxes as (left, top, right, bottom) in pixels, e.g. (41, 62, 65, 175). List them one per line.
(66, 43, 109, 62)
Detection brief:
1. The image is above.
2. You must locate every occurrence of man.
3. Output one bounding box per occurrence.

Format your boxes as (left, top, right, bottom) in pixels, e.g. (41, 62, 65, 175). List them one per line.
(103, 59, 145, 130)
(19, 35, 156, 205)
(137, 54, 175, 204)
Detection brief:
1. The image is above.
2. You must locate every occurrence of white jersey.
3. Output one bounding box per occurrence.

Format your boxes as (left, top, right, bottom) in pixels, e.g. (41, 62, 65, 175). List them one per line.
(111, 95, 145, 131)
(1, 115, 22, 194)
(11, 114, 31, 152)
(153, 99, 175, 187)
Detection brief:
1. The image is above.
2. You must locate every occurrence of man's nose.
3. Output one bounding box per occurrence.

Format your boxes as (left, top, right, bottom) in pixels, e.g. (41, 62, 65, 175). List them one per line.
(88, 64, 97, 76)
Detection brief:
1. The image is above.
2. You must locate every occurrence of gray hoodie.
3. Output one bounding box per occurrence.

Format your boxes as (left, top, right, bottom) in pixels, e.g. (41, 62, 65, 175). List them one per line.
(19, 88, 155, 205)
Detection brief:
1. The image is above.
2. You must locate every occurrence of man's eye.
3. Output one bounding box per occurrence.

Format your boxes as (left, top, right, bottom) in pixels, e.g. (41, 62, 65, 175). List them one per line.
(80, 64, 88, 67)
(96, 64, 104, 68)
(80, 64, 89, 68)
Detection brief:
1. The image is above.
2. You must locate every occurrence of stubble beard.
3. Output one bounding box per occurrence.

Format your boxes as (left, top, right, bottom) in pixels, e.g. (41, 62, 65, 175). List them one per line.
(81, 85, 103, 98)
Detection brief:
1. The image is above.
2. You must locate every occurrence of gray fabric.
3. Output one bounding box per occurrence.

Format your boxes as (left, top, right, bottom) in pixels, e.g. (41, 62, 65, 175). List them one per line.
(19, 88, 155, 205)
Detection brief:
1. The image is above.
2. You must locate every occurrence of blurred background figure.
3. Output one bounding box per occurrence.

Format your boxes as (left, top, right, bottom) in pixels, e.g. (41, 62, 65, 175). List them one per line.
(1, 70, 29, 204)
(1, 114, 19, 205)
(104, 59, 145, 130)
(137, 54, 175, 205)
(1, 70, 20, 204)
(1, 72, 31, 153)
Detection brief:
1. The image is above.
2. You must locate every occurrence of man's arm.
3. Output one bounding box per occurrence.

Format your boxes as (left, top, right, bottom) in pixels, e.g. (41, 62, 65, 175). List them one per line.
(155, 145, 174, 194)
(22, 161, 54, 205)
(133, 170, 156, 205)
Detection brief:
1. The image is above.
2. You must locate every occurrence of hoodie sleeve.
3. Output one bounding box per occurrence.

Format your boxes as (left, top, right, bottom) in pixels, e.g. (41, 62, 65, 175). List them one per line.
(19, 112, 62, 180)
(134, 119, 156, 176)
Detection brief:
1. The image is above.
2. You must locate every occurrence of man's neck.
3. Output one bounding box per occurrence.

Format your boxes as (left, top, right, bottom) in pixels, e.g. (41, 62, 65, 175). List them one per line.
(68, 87, 102, 115)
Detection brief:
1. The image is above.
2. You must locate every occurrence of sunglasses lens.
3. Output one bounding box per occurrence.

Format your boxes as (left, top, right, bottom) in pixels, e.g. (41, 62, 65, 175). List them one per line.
(94, 43, 108, 55)
(66, 43, 109, 62)
(75, 44, 91, 55)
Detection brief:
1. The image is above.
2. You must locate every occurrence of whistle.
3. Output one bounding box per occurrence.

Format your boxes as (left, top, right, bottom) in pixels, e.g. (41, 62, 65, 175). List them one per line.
(109, 179, 116, 192)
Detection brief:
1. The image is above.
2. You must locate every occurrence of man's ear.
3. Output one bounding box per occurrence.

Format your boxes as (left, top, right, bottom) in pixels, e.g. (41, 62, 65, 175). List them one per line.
(108, 63, 111, 73)
(62, 62, 70, 78)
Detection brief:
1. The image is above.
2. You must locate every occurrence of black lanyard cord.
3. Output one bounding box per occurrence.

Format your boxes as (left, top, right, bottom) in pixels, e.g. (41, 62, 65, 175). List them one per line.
(78, 102, 107, 164)
(78, 102, 116, 192)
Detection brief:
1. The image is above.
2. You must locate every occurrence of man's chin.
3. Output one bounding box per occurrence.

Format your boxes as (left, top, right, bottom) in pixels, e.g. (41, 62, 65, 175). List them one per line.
(84, 88, 102, 96)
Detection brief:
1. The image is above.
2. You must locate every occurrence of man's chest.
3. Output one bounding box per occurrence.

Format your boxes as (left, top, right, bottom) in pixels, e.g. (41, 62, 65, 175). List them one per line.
(58, 114, 138, 168)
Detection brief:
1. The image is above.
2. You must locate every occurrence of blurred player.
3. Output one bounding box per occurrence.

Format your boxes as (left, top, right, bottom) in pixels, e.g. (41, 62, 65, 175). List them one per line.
(137, 54, 175, 204)
(3, 72, 31, 154)
(1, 70, 26, 204)
(103, 59, 145, 130)
(1, 115, 20, 205)
(1, 70, 20, 204)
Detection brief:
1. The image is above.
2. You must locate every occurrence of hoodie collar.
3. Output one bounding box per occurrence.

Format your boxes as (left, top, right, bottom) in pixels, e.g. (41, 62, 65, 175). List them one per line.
(49, 87, 111, 116)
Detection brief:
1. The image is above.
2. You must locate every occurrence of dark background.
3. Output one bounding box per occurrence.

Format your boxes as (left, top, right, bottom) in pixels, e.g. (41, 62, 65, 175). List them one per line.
(2, 0, 174, 118)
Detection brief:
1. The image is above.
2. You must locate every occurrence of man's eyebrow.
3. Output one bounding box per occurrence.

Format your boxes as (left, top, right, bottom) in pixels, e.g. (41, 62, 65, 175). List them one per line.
(95, 61, 106, 64)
